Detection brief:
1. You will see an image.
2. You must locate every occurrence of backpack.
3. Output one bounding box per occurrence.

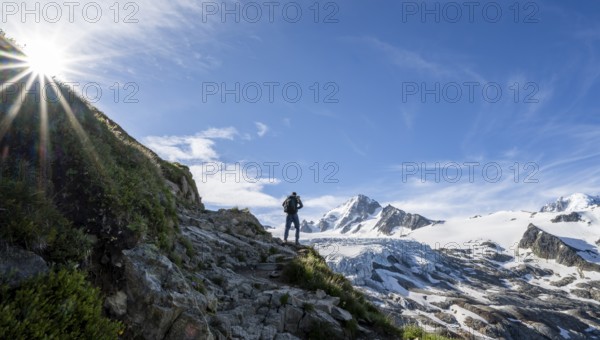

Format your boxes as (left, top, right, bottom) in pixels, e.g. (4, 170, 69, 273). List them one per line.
(284, 196, 298, 214)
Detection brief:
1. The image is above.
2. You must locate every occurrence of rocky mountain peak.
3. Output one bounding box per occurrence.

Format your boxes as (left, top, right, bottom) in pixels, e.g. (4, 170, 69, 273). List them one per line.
(304, 196, 441, 235)
(540, 193, 600, 212)
(318, 194, 381, 232)
(344, 194, 382, 214)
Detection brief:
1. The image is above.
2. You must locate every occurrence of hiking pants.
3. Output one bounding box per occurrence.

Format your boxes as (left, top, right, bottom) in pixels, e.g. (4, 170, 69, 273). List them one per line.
(284, 213, 300, 242)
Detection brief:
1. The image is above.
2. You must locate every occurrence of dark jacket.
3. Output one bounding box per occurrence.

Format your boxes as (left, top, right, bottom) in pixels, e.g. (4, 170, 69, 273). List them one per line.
(283, 195, 303, 214)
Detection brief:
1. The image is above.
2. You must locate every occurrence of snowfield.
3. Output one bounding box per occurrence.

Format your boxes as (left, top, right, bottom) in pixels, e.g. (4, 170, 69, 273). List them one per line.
(270, 193, 600, 339)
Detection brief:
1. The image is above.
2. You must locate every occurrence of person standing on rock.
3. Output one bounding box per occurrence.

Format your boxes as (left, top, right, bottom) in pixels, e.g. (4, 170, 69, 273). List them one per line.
(283, 192, 303, 245)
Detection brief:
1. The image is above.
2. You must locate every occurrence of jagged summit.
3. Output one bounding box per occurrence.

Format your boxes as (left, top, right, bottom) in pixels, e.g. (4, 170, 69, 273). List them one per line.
(302, 194, 440, 235)
(317, 194, 382, 232)
(540, 193, 600, 212)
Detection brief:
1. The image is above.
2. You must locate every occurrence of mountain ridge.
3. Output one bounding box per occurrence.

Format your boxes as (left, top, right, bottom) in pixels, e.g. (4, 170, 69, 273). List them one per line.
(301, 194, 442, 236)
(540, 192, 600, 212)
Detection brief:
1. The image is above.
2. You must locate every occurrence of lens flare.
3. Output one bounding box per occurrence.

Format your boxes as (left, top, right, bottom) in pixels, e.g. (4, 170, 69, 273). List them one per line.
(24, 40, 67, 77)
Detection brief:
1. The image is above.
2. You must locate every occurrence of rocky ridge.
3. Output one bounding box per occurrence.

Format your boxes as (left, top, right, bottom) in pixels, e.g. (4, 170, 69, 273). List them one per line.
(301, 195, 440, 235)
(110, 205, 397, 339)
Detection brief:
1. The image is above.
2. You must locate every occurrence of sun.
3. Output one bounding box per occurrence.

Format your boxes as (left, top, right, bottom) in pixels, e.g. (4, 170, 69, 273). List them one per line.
(24, 39, 67, 77)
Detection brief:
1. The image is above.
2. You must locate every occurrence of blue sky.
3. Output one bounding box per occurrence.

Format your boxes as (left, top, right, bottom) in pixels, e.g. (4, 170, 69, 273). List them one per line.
(4, 0, 600, 226)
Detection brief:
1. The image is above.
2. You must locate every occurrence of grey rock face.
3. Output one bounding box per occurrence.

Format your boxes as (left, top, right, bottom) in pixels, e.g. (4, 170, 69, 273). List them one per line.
(551, 212, 582, 223)
(122, 244, 212, 340)
(374, 205, 439, 235)
(105, 290, 128, 317)
(550, 276, 576, 287)
(299, 220, 314, 233)
(519, 223, 600, 272)
(0, 242, 48, 287)
(164, 168, 204, 209)
(339, 195, 381, 225)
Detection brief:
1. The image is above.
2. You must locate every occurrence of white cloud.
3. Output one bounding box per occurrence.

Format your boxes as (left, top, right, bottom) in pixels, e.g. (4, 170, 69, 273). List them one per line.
(190, 165, 280, 208)
(198, 127, 237, 140)
(255, 122, 269, 137)
(143, 127, 284, 209)
(378, 159, 568, 219)
(303, 195, 346, 210)
(143, 127, 237, 162)
(144, 135, 218, 162)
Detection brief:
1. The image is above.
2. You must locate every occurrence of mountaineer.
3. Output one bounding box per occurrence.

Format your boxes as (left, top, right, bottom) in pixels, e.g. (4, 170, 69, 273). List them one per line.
(282, 192, 303, 245)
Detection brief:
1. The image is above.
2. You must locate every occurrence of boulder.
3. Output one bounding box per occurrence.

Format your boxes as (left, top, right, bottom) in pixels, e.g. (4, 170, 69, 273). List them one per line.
(0, 243, 48, 287)
(551, 212, 582, 223)
(122, 244, 209, 339)
(519, 224, 600, 272)
(105, 290, 128, 317)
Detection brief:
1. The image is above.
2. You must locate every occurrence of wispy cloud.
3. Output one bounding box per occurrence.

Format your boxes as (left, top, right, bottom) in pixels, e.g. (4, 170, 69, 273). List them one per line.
(255, 122, 269, 137)
(4, 0, 225, 82)
(382, 153, 600, 219)
(143, 127, 237, 162)
(357, 36, 486, 82)
(361, 36, 444, 75)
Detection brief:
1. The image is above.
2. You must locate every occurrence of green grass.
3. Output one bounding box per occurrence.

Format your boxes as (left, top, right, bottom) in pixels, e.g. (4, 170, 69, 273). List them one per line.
(282, 248, 458, 339)
(0, 269, 123, 339)
(180, 236, 195, 257)
(0, 34, 201, 255)
(282, 247, 402, 338)
(302, 302, 315, 312)
(191, 277, 206, 294)
(401, 325, 458, 340)
(0, 175, 91, 264)
(280, 292, 290, 306)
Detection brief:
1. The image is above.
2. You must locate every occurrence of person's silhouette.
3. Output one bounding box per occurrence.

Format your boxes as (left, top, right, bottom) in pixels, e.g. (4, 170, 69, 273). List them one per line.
(282, 192, 303, 245)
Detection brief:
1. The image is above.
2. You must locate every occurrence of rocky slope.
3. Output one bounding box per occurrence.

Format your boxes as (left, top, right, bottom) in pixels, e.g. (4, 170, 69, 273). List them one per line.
(115, 207, 393, 339)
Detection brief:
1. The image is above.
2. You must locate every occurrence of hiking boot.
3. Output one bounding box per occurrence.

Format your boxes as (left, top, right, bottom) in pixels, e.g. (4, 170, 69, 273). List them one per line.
(295, 241, 299, 246)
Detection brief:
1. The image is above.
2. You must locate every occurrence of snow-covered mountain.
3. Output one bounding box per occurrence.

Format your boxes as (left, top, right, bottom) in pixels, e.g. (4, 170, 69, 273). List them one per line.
(288, 193, 600, 339)
(300, 194, 441, 235)
(540, 192, 600, 212)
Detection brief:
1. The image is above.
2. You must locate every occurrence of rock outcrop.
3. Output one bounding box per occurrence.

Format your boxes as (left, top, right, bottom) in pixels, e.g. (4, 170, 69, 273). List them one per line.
(0, 242, 48, 288)
(551, 212, 582, 223)
(519, 224, 600, 272)
(374, 205, 439, 235)
(112, 208, 391, 339)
